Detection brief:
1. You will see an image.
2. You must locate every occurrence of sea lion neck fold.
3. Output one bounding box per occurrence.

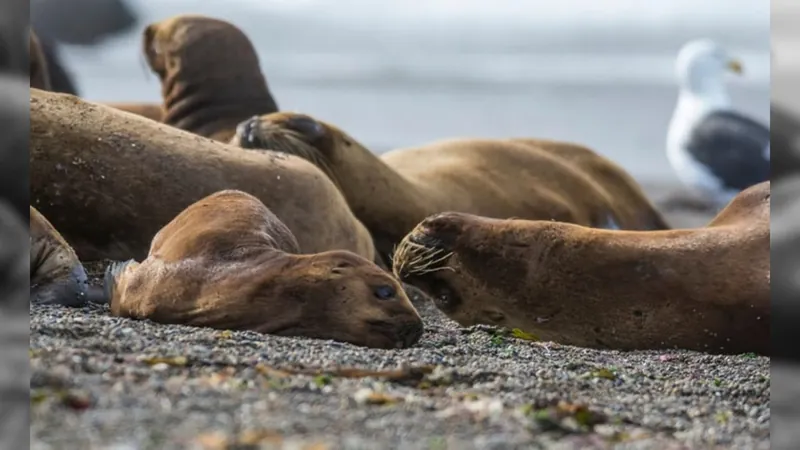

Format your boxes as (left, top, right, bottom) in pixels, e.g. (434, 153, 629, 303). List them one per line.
(143, 15, 278, 142)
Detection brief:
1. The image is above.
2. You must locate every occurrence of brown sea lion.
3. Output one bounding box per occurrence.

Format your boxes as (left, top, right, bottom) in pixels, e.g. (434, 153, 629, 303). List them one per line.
(231, 112, 670, 265)
(143, 14, 278, 142)
(29, 29, 51, 90)
(30, 206, 94, 306)
(105, 189, 423, 349)
(30, 88, 375, 264)
(392, 181, 770, 355)
(103, 102, 163, 122)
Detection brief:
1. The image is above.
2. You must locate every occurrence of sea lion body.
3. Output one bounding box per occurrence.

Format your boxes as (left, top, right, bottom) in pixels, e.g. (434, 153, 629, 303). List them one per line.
(30, 89, 374, 263)
(393, 182, 770, 355)
(30, 206, 91, 306)
(232, 113, 669, 263)
(103, 102, 163, 122)
(143, 14, 278, 142)
(107, 190, 423, 349)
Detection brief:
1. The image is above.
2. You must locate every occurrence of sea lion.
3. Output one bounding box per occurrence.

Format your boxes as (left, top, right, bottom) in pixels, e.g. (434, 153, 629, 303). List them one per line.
(29, 30, 52, 90)
(103, 102, 163, 122)
(30, 88, 375, 264)
(231, 112, 670, 265)
(392, 181, 770, 355)
(30, 206, 94, 307)
(106, 189, 424, 349)
(143, 14, 278, 142)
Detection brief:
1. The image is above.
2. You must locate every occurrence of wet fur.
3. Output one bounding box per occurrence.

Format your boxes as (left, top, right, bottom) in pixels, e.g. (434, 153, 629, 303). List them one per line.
(393, 182, 770, 355)
(30, 89, 375, 263)
(231, 113, 671, 265)
(30, 206, 92, 306)
(106, 190, 423, 349)
(143, 15, 278, 142)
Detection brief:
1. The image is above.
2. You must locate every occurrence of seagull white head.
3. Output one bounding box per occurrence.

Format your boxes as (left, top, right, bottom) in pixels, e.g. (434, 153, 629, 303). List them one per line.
(675, 39, 743, 99)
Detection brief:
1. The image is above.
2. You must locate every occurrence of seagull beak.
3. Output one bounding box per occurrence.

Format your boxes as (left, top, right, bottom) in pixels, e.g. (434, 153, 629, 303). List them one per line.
(727, 59, 744, 75)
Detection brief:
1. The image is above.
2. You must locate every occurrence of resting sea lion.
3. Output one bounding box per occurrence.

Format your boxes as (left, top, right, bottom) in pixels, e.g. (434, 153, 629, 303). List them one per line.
(30, 206, 96, 306)
(143, 14, 278, 142)
(231, 112, 670, 265)
(29, 30, 51, 90)
(106, 189, 423, 349)
(103, 102, 163, 122)
(393, 181, 770, 355)
(30, 89, 375, 264)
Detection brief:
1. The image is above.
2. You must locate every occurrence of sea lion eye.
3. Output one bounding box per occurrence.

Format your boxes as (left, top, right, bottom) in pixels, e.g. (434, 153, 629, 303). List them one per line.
(374, 285, 396, 300)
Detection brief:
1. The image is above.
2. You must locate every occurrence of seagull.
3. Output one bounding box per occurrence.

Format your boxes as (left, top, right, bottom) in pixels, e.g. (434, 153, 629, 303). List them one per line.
(666, 39, 770, 209)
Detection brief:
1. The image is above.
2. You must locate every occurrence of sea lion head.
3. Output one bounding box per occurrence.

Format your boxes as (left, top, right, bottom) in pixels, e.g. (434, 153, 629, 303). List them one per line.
(231, 112, 347, 185)
(29, 30, 52, 90)
(143, 14, 261, 81)
(29, 206, 91, 307)
(284, 250, 425, 349)
(392, 212, 547, 331)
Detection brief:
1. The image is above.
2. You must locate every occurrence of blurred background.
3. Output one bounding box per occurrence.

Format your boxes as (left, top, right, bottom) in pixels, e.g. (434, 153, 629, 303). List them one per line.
(38, 0, 769, 186)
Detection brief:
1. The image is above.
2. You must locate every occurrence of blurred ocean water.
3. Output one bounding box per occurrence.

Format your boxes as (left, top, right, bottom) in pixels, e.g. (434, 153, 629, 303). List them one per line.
(58, 0, 770, 182)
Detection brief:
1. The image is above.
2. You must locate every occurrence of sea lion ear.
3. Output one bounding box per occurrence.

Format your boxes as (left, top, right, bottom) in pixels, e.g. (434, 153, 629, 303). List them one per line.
(284, 115, 327, 141)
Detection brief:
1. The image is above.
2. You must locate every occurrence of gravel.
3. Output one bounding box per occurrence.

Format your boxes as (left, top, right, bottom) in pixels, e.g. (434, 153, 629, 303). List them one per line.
(30, 280, 769, 450)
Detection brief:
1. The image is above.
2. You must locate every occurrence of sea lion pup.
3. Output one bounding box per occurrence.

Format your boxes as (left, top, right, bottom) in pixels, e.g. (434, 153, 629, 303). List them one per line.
(29, 30, 52, 90)
(103, 102, 163, 122)
(105, 189, 424, 349)
(143, 14, 278, 142)
(30, 206, 96, 306)
(30, 88, 375, 263)
(392, 181, 770, 355)
(231, 112, 670, 264)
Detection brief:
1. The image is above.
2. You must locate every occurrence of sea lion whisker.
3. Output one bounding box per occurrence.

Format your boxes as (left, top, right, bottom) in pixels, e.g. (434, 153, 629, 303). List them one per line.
(401, 246, 455, 276)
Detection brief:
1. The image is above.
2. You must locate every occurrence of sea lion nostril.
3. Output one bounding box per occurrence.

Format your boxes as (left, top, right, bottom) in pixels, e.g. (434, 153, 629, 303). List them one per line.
(397, 321, 424, 347)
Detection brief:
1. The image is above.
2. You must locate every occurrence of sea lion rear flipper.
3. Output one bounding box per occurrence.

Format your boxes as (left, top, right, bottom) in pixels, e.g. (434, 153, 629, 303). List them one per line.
(104, 259, 138, 303)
